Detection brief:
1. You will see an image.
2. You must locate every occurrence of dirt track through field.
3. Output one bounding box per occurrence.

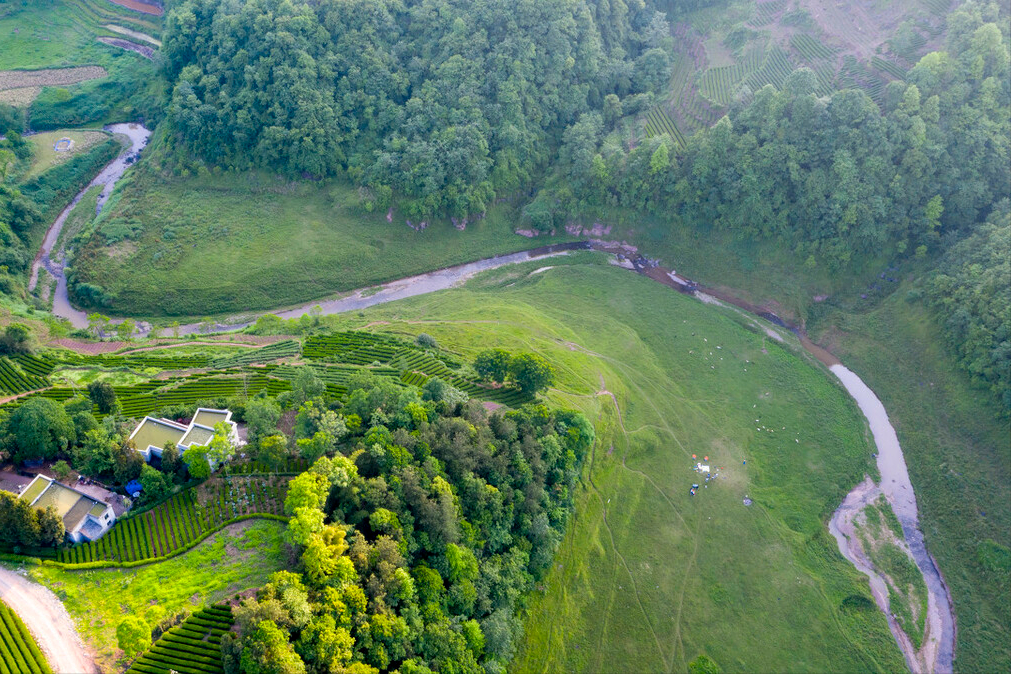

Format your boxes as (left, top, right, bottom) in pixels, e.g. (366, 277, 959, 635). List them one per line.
(0, 566, 98, 674)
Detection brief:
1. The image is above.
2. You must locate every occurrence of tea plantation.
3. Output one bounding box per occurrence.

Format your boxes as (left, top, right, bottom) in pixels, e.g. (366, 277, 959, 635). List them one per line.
(126, 605, 233, 674)
(0, 600, 51, 674)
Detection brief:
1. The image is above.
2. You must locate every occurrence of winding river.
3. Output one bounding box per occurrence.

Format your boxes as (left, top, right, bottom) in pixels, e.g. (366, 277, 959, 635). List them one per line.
(33, 134, 955, 671)
(29, 122, 152, 329)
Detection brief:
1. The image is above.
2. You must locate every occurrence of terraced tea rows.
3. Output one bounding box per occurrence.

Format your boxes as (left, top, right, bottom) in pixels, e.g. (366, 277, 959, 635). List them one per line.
(0, 600, 52, 674)
(126, 606, 233, 674)
(0, 358, 49, 395)
(303, 332, 405, 364)
(790, 34, 838, 62)
(871, 56, 906, 80)
(697, 51, 761, 106)
(750, 0, 787, 27)
(643, 106, 688, 149)
(744, 47, 795, 91)
(56, 477, 287, 565)
(209, 339, 300, 368)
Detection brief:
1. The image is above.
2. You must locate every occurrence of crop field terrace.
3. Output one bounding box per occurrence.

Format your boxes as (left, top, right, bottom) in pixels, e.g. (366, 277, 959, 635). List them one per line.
(0, 600, 51, 674)
(126, 606, 233, 674)
(29, 520, 285, 671)
(53, 477, 288, 567)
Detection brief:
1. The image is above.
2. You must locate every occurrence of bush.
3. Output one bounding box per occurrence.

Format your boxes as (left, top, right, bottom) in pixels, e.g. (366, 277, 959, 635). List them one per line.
(414, 333, 437, 349)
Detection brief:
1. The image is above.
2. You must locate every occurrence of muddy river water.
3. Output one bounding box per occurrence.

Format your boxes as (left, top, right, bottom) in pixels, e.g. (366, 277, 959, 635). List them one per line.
(35, 139, 954, 671)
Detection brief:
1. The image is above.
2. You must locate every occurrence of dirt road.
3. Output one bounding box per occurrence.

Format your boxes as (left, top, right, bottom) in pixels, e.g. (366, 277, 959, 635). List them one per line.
(0, 565, 97, 674)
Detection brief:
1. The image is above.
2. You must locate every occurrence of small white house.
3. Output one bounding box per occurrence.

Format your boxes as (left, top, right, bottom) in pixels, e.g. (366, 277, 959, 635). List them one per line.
(128, 408, 240, 462)
(19, 475, 115, 543)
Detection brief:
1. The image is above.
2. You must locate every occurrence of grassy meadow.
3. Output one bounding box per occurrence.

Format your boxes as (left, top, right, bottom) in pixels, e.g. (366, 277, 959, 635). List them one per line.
(26, 519, 285, 672)
(22, 129, 109, 180)
(327, 257, 905, 672)
(71, 168, 570, 317)
(597, 218, 1010, 673)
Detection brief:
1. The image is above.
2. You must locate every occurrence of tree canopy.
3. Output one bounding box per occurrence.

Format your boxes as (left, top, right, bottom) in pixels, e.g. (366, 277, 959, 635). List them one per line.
(161, 0, 677, 218)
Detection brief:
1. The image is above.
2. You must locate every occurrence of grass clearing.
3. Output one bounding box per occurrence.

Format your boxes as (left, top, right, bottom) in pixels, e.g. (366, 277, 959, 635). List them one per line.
(335, 258, 905, 672)
(28, 519, 286, 672)
(71, 168, 571, 317)
(22, 130, 108, 180)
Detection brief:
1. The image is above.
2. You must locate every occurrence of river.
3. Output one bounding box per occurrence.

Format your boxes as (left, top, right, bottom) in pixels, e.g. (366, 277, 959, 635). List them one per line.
(828, 365, 955, 673)
(33, 150, 954, 670)
(29, 123, 151, 328)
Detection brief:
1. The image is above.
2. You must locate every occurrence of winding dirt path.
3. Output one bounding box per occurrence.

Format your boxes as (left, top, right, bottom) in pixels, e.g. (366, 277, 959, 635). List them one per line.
(0, 566, 98, 674)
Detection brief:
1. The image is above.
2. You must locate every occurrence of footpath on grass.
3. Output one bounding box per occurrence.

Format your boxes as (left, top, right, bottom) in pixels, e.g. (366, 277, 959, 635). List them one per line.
(0, 566, 98, 674)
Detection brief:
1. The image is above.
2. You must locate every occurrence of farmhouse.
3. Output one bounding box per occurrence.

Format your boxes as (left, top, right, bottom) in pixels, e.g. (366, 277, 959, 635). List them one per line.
(19, 474, 115, 543)
(128, 407, 240, 461)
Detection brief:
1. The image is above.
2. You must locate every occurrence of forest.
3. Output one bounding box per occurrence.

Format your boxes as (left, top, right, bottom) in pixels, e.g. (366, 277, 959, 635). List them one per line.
(160, 0, 704, 218)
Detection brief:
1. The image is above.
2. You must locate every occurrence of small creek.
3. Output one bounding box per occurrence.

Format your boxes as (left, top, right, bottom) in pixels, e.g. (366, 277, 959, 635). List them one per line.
(34, 165, 954, 669)
(828, 366, 955, 673)
(29, 123, 151, 327)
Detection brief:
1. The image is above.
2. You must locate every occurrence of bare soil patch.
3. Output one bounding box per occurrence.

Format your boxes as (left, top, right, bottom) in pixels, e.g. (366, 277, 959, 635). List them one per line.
(97, 37, 154, 59)
(105, 0, 164, 16)
(0, 86, 40, 107)
(102, 24, 161, 46)
(0, 66, 107, 92)
(47, 338, 130, 354)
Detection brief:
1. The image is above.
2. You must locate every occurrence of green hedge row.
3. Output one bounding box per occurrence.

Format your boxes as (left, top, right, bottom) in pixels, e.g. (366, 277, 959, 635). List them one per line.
(127, 606, 233, 674)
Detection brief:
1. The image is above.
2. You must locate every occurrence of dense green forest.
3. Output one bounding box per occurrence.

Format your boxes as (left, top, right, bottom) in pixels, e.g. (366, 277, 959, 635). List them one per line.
(151, 0, 1010, 416)
(225, 375, 591, 674)
(160, 0, 706, 218)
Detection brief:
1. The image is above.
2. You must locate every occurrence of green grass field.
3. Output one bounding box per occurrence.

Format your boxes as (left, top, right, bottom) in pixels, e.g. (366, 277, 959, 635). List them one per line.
(71, 168, 568, 317)
(22, 130, 108, 180)
(596, 217, 1009, 673)
(327, 257, 905, 672)
(27, 519, 285, 672)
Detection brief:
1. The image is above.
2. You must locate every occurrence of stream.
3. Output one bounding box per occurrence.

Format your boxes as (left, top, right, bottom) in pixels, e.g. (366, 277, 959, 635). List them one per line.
(29, 122, 151, 329)
(34, 149, 954, 669)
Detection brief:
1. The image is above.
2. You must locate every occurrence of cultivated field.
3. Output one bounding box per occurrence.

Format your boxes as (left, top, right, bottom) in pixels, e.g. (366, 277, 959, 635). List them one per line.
(644, 0, 951, 146)
(0, 599, 52, 674)
(0, 0, 156, 70)
(334, 259, 906, 672)
(0, 66, 106, 93)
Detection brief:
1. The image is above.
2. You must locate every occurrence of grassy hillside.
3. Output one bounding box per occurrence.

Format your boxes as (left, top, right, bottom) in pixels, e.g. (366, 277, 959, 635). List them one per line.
(0, 0, 158, 71)
(596, 219, 1009, 673)
(27, 519, 285, 672)
(327, 257, 905, 672)
(69, 166, 565, 317)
